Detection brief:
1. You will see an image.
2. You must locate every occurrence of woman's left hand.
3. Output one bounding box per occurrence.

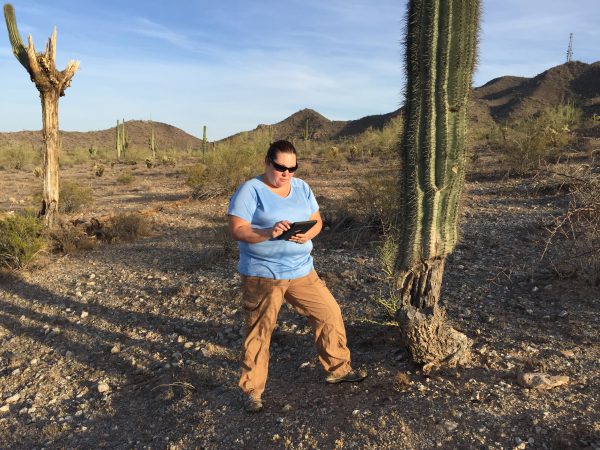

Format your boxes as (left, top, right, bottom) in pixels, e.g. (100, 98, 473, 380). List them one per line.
(289, 232, 309, 245)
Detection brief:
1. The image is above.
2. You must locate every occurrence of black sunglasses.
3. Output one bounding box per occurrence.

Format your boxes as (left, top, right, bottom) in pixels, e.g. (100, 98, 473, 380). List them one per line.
(268, 156, 298, 173)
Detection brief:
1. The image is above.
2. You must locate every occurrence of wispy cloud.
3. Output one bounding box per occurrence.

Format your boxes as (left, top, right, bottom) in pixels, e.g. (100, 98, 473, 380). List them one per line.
(129, 17, 194, 50)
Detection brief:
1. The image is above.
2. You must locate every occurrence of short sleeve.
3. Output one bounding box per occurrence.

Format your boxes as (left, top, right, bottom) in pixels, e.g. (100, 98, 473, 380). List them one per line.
(228, 182, 258, 222)
(305, 182, 319, 214)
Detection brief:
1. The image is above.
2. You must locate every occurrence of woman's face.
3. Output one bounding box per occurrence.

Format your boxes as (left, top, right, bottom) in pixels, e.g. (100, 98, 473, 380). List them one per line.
(265, 152, 297, 188)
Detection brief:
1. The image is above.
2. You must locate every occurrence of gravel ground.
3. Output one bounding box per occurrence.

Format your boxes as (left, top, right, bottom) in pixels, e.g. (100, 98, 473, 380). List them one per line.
(0, 153, 599, 449)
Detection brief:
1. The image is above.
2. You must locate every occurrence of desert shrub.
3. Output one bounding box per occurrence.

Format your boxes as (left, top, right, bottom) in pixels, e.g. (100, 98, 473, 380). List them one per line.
(497, 103, 582, 173)
(5, 147, 27, 170)
(47, 223, 96, 254)
(33, 166, 43, 178)
(59, 181, 93, 213)
(543, 166, 600, 285)
(186, 141, 263, 197)
(351, 114, 404, 161)
(94, 164, 105, 177)
(318, 146, 348, 171)
(160, 155, 177, 166)
(116, 171, 135, 185)
(350, 169, 399, 227)
(0, 212, 45, 270)
(60, 149, 89, 167)
(99, 213, 150, 243)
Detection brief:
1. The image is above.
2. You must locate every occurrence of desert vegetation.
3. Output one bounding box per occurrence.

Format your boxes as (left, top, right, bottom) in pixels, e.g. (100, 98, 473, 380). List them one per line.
(0, 2, 599, 449)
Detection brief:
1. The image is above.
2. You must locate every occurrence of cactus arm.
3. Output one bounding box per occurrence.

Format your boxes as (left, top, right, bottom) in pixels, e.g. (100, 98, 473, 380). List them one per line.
(3, 4, 29, 69)
(4, 4, 79, 94)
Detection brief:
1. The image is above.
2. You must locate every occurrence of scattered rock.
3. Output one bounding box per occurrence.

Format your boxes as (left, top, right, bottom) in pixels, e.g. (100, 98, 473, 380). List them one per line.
(6, 394, 20, 404)
(282, 404, 292, 412)
(98, 382, 110, 393)
(443, 420, 458, 432)
(516, 372, 569, 390)
(81, 311, 89, 319)
(0, 405, 9, 413)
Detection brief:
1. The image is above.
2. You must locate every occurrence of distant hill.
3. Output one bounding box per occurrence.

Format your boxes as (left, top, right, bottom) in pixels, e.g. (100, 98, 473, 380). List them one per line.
(226, 108, 404, 144)
(472, 61, 600, 121)
(0, 121, 203, 154)
(1, 60, 599, 151)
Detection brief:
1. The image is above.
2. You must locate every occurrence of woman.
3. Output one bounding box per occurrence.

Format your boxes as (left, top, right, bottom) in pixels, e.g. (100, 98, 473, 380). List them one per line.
(227, 139, 367, 413)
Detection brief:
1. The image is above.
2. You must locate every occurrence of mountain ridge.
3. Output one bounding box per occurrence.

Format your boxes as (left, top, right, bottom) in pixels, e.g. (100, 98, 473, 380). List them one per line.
(1, 60, 599, 152)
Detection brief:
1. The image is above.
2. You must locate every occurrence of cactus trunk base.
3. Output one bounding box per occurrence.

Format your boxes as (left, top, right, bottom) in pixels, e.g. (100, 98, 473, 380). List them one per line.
(396, 259, 472, 371)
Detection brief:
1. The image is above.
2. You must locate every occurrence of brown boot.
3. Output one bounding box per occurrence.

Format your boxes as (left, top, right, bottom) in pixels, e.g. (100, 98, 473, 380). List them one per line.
(326, 368, 368, 384)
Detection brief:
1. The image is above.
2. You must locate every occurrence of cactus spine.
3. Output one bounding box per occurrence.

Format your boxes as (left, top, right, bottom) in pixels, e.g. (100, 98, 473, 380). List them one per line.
(395, 0, 480, 367)
(4, 3, 79, 227)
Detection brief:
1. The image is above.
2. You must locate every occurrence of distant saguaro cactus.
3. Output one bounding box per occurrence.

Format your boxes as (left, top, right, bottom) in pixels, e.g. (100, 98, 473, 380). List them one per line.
(115, 119, 130, 161)
(149, 122, 156, 160)
(4, 3, 79, 227)
(202, 125, 207, 161)
(394, 0, 480, 369)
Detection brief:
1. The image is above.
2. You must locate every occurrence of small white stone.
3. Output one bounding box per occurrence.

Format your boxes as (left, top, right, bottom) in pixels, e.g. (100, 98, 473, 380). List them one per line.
(80, 311, 89, 319)
(97, 382, 110, 393)
(0, 405, 9, 413)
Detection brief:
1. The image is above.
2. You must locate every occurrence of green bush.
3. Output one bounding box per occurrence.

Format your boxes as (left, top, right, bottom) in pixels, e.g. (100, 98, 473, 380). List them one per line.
(0, 212, 45, 270)
(496, 103, 582, 172)
(59, 180, 93, 213)
(351, 114, 404, 160)
(186, 139, 264, 196)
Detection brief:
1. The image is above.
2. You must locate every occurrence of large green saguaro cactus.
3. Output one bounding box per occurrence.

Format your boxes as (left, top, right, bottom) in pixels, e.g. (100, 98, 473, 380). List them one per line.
(395, 0, 480, 369)
(4, 3, 79, 227)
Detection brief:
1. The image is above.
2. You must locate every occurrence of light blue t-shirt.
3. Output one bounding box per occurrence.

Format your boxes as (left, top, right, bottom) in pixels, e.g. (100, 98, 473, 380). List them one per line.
(227, 176, 319, 279)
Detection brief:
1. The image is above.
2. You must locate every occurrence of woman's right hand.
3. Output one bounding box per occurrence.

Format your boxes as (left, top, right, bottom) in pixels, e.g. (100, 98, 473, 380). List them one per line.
(271, 220, 292, 239)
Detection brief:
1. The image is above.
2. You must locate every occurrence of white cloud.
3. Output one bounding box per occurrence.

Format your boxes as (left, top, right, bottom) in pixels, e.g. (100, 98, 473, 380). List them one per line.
(129, 17, 194, 50)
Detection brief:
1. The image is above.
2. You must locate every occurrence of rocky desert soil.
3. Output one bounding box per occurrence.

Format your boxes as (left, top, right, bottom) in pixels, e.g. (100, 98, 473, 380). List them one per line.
(0, 147, 599, 450)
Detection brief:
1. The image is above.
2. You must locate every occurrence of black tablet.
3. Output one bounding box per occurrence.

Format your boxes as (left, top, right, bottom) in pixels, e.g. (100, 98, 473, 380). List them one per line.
(277, 220, 318, 241)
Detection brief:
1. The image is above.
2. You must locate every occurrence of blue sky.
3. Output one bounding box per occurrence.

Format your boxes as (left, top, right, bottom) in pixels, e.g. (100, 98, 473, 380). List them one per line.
(1, 0, 598, 140)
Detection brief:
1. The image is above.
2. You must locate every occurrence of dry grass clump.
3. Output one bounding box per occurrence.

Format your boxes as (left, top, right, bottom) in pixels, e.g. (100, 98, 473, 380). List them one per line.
(350, 169, 399, 228)
(0, 212, 45, 270)
(116, 171, 135, 185)
(47, 222, 96, 254)
(99, 213, 151, 243)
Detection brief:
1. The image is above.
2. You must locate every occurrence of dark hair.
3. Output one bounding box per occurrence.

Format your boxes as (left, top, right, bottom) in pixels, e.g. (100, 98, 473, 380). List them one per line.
(266, 140, 296, 161)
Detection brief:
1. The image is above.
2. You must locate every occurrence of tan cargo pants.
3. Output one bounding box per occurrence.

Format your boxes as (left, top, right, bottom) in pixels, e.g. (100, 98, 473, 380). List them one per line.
(239, 270, 351, 398)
